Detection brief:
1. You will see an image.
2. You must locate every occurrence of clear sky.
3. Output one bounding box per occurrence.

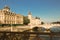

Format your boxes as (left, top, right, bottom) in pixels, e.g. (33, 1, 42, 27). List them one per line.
(0, 0, 60, 23)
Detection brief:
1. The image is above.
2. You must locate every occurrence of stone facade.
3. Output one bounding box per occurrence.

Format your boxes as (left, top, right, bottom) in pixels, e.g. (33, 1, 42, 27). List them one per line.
(28, 11, 41, 26)
(16, 14, 23, 24)
(0, 6, 23, 24)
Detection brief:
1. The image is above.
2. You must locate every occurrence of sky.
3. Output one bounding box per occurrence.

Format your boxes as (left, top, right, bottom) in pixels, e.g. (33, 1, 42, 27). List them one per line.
(0, 0, 60, 23)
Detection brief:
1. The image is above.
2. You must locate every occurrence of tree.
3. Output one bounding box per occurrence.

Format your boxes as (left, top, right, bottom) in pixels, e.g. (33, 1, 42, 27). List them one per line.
(41, 22, 44, 25)
(35, 16, 40, 19)
(23, 16, 30, 25)
(51, 21, 60, 24)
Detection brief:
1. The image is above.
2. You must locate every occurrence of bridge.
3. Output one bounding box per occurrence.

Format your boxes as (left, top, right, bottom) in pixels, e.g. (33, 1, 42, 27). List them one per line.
(29, 24, 60, 29)
(0, 24, 60, 32)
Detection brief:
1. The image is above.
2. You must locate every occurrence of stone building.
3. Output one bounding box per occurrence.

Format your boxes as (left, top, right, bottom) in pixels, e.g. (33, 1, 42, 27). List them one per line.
(16, 14, 23, 24)
(0, 6, 23, 24)
(28, 11, 41, 26)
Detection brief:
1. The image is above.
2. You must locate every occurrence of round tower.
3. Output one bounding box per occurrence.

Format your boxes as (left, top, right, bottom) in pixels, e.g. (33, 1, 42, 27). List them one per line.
(28, 11, 32, 20)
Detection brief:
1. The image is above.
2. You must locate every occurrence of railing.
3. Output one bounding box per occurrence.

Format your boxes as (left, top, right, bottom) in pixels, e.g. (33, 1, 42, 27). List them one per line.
(0, 31, 60, 40)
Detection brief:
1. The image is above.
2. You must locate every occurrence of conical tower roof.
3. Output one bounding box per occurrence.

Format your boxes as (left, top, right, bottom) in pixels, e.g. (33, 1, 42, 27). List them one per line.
(28, 10, 32, 15)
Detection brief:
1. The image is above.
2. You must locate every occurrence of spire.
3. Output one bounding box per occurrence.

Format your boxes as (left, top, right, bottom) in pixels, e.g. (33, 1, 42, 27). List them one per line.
(28, 10, 32, 15)
(28, 11, 31, 15)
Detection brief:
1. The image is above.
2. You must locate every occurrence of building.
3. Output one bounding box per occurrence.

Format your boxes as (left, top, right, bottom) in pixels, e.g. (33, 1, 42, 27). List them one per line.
(28, 11, 41, 26)
(16, 14, 23, 24)
(0, 6, 23, 24)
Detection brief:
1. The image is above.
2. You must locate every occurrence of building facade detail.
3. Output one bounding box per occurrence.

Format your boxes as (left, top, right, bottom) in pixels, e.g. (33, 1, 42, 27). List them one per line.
(28, 11, 41, 26)
(0, 6, 23, 24)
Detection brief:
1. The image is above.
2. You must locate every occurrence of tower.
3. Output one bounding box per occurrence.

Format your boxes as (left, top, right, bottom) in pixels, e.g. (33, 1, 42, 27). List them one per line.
(28, 11, 32, 25)
(28, 11, 32, 20)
